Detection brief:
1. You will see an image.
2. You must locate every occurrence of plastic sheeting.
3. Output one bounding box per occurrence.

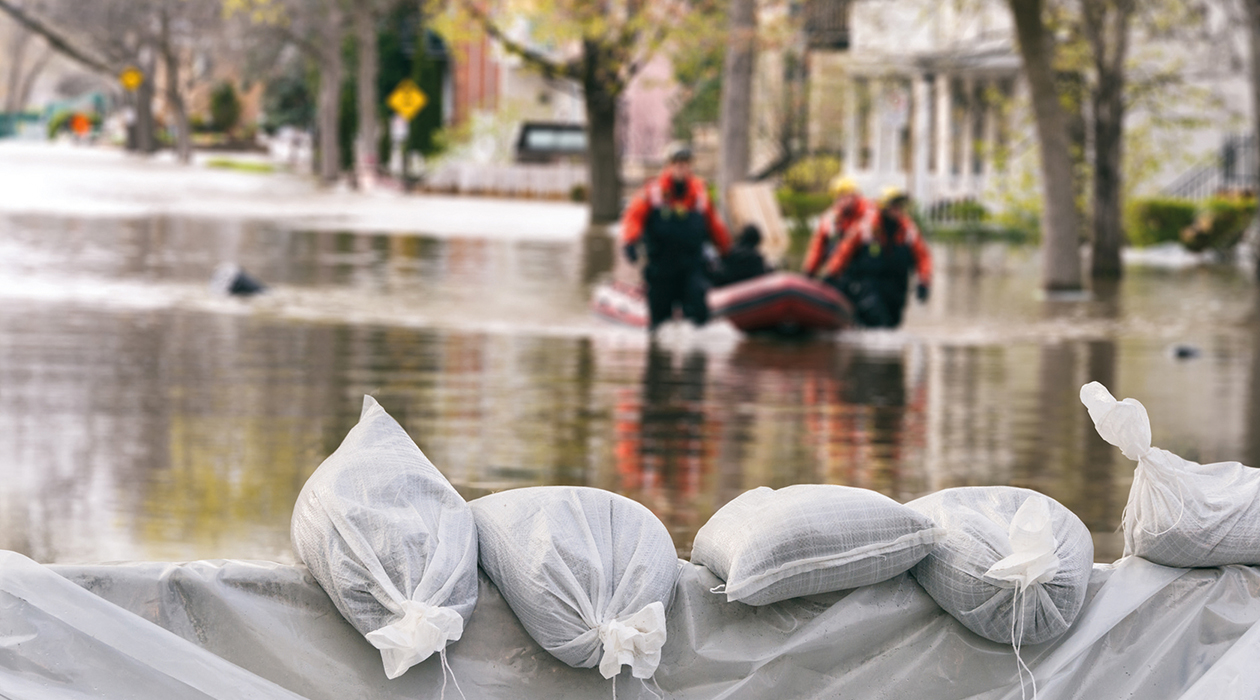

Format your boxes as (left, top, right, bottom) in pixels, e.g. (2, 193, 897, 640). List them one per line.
(2, 550, 1260, 699)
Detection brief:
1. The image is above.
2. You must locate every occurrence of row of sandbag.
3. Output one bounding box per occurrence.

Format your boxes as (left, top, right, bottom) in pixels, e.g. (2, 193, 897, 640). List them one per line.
(289, 395, 1102, 684)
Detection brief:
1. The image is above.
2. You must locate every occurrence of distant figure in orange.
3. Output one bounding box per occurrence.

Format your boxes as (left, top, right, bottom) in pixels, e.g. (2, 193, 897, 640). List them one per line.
(802, 176, 876, 279)
(70, 113, 92, 139)
(822, 187, 932, 328)
(621, 145, 731, 331)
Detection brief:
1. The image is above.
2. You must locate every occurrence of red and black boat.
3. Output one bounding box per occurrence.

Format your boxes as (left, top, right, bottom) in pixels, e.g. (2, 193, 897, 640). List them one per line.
(592, 272, 854, 334)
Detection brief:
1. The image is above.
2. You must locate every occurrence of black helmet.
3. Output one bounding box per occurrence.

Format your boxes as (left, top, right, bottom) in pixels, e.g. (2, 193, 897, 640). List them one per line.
(666, 143, 694, 163)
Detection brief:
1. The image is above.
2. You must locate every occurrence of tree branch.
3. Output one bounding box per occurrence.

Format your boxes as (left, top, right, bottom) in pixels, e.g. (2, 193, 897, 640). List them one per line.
(460, 0, 582, 81)
(0, 0, 115, 74)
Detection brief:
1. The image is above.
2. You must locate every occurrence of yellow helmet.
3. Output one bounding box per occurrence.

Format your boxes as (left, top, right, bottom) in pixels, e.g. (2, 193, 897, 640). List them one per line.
(879, 186, 909, 207)
(829, 175, 858, 197)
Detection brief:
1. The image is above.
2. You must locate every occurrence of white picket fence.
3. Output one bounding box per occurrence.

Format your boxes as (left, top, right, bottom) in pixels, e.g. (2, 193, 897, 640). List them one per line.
(424, 162, 588, 198)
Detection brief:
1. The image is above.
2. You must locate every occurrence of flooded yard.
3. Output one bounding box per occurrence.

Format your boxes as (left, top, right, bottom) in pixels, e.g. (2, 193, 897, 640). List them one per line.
(2, 212, 1258, 564)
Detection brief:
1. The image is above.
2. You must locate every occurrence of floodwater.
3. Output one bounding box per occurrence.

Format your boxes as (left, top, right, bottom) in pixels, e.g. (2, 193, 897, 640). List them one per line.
(2, 212, 1259, 565)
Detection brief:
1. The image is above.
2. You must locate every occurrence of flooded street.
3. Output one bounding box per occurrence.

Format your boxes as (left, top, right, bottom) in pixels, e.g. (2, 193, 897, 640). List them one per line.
(1, 208, 1258, 566)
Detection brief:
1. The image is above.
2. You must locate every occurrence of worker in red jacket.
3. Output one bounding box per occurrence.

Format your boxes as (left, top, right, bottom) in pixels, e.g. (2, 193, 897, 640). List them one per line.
(621, 145, 731, 331)
(802, 176, 877, 278)
(820, 187, 932, 328)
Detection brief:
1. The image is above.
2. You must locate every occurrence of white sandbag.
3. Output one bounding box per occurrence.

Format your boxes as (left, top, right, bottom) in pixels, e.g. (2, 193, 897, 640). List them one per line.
(906, 486, 1093, 645)
(690, 484, 945, 605)
(291, 395, 478, 680)
(470, 486, 678, 680)
(1081, 380, 1260, 567)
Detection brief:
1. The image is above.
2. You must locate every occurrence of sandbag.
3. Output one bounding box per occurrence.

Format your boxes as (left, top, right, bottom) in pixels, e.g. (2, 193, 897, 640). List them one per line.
(690, 484, 944, 605)
(1082, 380, 1260, 567)
(291, 395, 478, 679)
(470, 486, 678, 680)
(906, 486, 1093, 645)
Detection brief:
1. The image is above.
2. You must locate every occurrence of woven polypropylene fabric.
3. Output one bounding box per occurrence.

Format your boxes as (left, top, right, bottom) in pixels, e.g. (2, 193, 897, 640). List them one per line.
(291, 396, 478, 641)
(690, 485, 945, 605)
(469, 486, 679, 671)
(1124, 448, 1260, 567)
(906, 486, 1093, 645)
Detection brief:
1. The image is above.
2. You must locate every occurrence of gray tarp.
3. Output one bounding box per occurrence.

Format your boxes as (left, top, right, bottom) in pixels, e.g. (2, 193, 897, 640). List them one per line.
(1, 550, 1258, 699)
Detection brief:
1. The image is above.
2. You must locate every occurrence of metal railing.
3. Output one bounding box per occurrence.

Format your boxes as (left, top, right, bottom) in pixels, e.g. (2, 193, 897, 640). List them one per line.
(1163, 133, 1256, 201)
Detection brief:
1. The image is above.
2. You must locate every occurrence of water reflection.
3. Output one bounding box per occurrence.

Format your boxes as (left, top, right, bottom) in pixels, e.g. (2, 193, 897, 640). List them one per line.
(1, 215, 1258, 565)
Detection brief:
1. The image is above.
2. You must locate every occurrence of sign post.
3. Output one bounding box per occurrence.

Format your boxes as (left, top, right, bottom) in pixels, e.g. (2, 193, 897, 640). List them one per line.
(119, 66, 144, 92)
(387, 79, 428, 181)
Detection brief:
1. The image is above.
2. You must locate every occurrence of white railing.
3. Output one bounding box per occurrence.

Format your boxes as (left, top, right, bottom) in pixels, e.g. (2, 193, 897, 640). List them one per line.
(424, 162, 588, 198)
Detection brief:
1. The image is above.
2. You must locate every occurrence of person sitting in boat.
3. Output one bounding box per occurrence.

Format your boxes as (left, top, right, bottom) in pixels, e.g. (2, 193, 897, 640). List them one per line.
(712, 224, 773, 287)
(803, 176, 877, 279)
(621, 144, 732, 331)
(819, 186, 932, 328)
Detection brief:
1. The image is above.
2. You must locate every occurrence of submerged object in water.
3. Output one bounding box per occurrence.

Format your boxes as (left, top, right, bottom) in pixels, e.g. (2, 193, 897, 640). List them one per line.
(211, 262, 267, 297)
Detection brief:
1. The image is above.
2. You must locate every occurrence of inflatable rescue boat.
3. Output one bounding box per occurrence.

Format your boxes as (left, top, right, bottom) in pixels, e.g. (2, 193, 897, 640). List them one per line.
(592, 273, 854, 334)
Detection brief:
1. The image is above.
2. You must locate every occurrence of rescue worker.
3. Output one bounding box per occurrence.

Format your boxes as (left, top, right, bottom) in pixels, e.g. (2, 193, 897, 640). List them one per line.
(621, 145, 731, 331)
(820, 186, 932, 328)
(802, 176, 876, 279)
(712, 224, 773, 287)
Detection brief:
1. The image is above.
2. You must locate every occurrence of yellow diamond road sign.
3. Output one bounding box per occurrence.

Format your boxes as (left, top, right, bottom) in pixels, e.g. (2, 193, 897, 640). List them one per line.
(387, 79, 427, 121)
(119, 66, 143, 91)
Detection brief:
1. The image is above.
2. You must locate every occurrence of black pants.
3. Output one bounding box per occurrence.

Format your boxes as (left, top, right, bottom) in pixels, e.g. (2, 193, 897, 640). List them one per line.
(645, 265, 710, 330)
(831, 276, 907, 329)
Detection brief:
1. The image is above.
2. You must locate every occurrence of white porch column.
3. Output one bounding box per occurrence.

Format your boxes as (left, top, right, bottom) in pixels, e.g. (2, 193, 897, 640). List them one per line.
(960, 75, 975, 198)
(934, 73, 951, 192)
(871, 78, 886, 177)
(845, 77, 859, 175)
(912, 73, 931, 202)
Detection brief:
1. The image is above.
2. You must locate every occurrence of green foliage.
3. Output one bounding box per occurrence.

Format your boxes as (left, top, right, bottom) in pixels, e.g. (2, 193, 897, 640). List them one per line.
(261, 69, 315, 134)
(780, 155, 842, 194)
(671, 43, 723, 141)
(209, 81, 243, 134)
(1181, 194, 1258, 252)
(1125, 197, 1197, 247)
(205, 158, 275, 174)
(46, 111, 99, 138)
(775, 187, 832, 248)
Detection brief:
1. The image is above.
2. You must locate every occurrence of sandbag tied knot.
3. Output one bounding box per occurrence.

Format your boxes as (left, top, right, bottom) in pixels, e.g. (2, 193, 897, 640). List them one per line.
(596, 601, 667, 679)
(365, 600, 465, 679)
(1080, 381, 1151, 461)
(985, 495, 1061, 592)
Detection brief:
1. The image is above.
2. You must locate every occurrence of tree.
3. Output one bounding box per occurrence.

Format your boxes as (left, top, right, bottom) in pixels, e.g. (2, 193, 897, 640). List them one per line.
(1081, 0, 1136, 278)
(718, 0, 756, 216)
(3, 10, 53, 113)
(227, 0, 348, 184)
(1008, 0, 1084, 291)
(460, 0, 676, 224)
(1246, 0, 1260, 280)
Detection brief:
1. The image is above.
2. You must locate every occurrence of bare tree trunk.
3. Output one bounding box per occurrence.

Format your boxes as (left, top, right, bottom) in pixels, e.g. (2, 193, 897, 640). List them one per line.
(5, 26, 32, 113)
(583, 39, 623, 224)
(718, 0, 756, 217)
(159, 8, 191, 164)
(1085, 0, 1133, 279)
(134, 47, 157, 153)
(1009, 0, 1083, 291)
(317, 4, 345, 185)
(354, 3, 378, 188)
(1247, 0, 1260, 281)
(16, 43, 51, 110)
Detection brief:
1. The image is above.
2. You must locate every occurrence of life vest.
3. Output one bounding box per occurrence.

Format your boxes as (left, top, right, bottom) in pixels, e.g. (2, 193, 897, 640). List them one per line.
(641, 177, 712, 274)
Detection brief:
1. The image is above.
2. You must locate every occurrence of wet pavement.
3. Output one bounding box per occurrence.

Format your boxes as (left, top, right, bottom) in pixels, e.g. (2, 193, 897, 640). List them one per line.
(2, 145, 1259, 565)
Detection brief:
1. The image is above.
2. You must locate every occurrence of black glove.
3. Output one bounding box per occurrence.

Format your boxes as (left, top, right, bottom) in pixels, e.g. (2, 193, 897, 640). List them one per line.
(624, 243, 639, 264)
(916, 283, 930, 302)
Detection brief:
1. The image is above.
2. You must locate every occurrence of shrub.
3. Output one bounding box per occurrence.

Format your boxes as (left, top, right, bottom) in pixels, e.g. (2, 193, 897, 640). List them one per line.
(1181, 193, 1258, 252)
(1126, 197, 1197, 247)
(209, 81, 242, 134)
(781, 154, 842, 194)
